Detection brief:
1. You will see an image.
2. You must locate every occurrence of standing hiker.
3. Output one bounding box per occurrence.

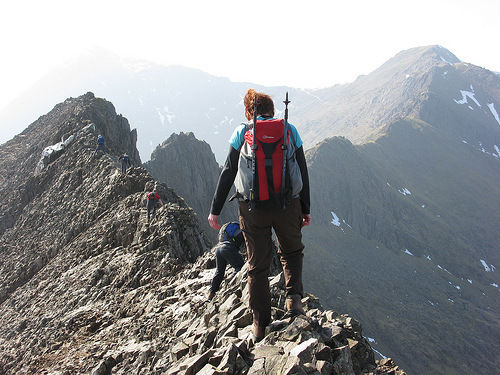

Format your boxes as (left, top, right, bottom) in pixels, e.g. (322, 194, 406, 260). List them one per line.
(208, 89, 311, 342)
(93, 134, 106, 156)
(208, 221, 245, 300)
(146, 189, 163, 222)
(119, 153, 131, 173)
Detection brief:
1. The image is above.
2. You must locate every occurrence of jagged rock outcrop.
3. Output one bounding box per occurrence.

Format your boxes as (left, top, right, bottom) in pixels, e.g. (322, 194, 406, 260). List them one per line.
(0, 93, 404, 374)
(0, 92, 140, 236)
(0, 247, 405, 375)
(144, 132, 238, 244)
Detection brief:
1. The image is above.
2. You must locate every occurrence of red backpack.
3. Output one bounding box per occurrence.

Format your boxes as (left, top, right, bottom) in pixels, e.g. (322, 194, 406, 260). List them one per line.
(147, 192, 160, 201)
(244, 118, 290, 202)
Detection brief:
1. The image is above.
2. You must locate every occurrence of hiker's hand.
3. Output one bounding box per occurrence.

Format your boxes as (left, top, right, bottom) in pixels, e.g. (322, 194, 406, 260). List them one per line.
(208, 214, 221, 230)
(302, 214, 311, 227)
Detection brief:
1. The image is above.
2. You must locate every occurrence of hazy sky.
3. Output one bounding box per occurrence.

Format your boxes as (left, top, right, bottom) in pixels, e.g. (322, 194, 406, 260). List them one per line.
(1, 0, 499, 111)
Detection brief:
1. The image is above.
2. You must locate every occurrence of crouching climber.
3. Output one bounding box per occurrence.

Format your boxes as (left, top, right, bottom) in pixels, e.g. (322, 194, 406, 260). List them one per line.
(208, 222, 245, 300)
(146, 189, 163, 222)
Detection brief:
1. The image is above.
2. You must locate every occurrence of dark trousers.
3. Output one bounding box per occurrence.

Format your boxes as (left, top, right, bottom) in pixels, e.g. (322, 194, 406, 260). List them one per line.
(121, 162, 128, 173)
(210, 242, 245, 293)
(147, 200, 158, 220)
(93, 144, 106, 156)
(239, 198, 304, 328)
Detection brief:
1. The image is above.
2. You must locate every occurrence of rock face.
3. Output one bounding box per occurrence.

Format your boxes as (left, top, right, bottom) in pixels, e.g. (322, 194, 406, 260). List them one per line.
(144, 132, 238, 244)
(0, 93, 403, 374)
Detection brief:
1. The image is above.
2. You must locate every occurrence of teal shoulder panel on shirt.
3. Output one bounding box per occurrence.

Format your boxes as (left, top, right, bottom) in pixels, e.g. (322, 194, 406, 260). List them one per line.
(288, 123, 303, 149)
(228, 120, 303, 150)
(229, 124, 247, 150)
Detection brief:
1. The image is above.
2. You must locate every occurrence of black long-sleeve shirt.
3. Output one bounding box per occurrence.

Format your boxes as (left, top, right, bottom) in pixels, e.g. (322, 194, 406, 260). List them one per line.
(210, 145, 310, 215)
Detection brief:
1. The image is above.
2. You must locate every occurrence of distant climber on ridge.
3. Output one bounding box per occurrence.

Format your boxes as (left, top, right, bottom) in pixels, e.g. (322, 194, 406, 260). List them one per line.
(92, 134, 106, 157)
(207, 221, 245, 301)
(119, 153, 132, 173)
(146, 188, 163, 222)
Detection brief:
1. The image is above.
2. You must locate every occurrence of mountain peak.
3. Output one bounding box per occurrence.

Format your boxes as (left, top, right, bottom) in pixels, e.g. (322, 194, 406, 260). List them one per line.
(406, 45, 461, 65)
(376, 45, 461, 76)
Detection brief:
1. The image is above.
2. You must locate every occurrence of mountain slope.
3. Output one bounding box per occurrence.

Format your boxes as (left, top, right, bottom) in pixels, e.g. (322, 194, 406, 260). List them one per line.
(303, 133, 499, 375)
(0, 93, 403, 375)
(294, 46, 464, 146)
(300, 47, 500, 375)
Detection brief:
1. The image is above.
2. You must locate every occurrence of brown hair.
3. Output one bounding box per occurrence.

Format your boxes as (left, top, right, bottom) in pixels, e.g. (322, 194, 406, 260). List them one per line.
(244, 89, 274, 121)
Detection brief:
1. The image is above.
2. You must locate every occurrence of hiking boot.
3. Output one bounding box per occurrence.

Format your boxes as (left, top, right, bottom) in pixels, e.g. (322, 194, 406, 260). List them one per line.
(285, 294, 305, 316)
(252, 323, 265, 343)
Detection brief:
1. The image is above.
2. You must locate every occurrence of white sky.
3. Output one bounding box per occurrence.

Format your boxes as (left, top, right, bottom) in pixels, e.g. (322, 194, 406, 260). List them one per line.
(0, 0, 499, 111)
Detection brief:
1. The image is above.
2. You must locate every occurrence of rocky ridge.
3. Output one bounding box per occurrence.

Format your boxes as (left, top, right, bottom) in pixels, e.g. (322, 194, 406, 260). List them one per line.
(144, 132, 238, 244)
(0, 245, 406, 375)
(0, 93, 404, 374)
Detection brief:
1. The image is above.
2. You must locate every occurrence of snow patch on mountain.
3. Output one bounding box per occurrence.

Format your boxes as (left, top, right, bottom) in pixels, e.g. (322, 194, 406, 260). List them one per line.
(454, 88, 481, 107)
(404, 249, 414, 256)
(398, 188, 412, 196)
(487, 103, 500, 126)
(155, 107, 175, 126)
(330, 211, 348, 232)
(480, 259, 492, 272)
(330, 211, 340, 226)
(163, 107, 175, 124)
(342, 219, 352, 228)
(300, 88, 323, 102)
(219, 116, 234, 127)
(373, 348, 387, 359)
(156, 108, 165, 125)
(440, 56, 454, 65)
(36, 123, 93, 172)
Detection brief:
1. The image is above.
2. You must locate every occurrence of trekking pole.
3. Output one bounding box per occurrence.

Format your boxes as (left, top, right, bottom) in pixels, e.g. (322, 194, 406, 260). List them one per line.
(281, 92, 290, 209)
(249, 93, 258, 211)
